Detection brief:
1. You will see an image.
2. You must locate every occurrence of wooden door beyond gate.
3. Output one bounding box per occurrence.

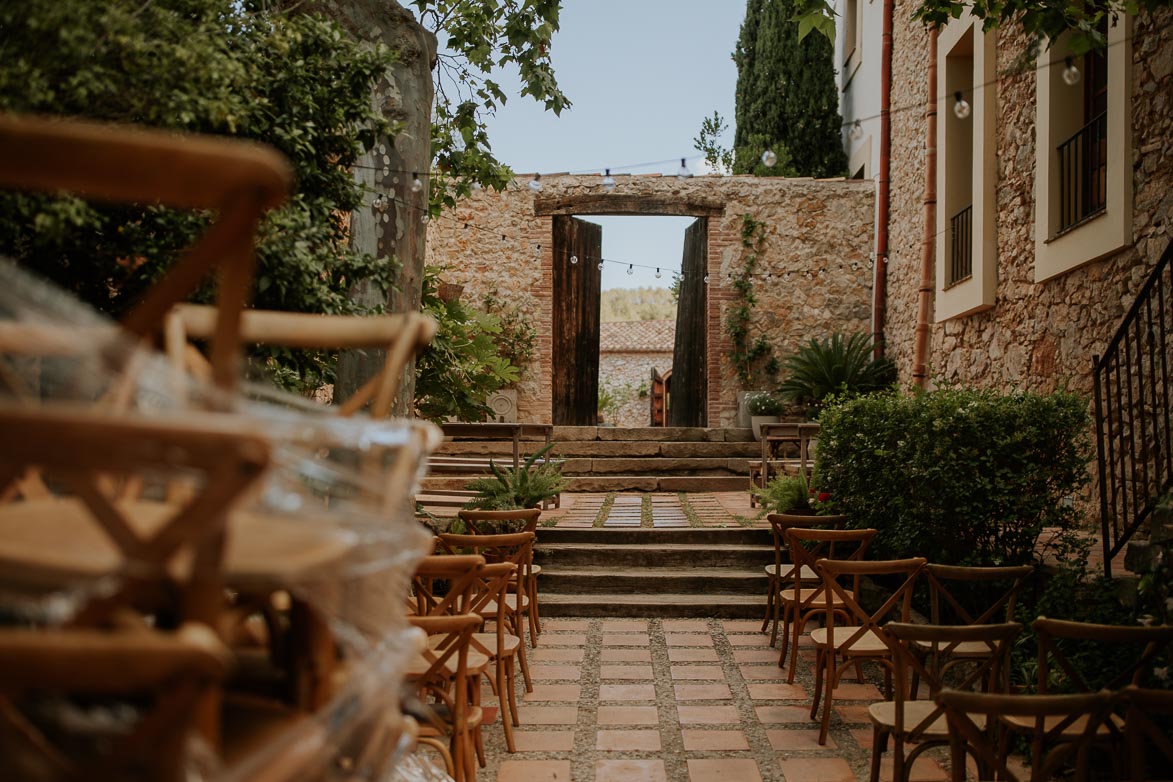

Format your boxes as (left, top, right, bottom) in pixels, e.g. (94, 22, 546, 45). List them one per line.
(552, 216, 603, 425)
(669, 218, 707, 426)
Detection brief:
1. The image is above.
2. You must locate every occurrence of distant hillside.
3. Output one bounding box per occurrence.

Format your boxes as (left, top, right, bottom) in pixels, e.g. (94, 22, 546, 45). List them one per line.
(600, 287, 676, 323)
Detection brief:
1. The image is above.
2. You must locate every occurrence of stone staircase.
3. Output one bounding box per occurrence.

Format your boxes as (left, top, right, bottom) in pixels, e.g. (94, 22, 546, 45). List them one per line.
(534, 527, 772, 618)
(420, 426, 759, 494)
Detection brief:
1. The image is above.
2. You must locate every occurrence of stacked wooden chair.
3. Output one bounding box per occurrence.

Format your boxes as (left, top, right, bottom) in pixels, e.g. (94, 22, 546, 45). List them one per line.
(761, 513, 848, 648)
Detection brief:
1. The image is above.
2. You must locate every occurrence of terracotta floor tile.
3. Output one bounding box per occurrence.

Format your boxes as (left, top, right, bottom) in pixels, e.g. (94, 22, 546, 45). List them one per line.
(510, 730, 576, 752)
(528, 664, 582, 681)
(664, 633, 714, 647)
(595, 759, 668, 782)
(596, 729, 662, 751)
(673, 683, 733, 701)
(601, 619, 649, 632)
(765, 728, 836, 750)
(496, 759, 571, 782)
(754, 705, 815, 724)
(539, 619, 590, 632)
(670, 665, 726, 680)
(530, 647, 584, 663)
(523, 684, 581, 702)
(681, 729, 750, 751)
(777, 758, 855, 782)
(542, 633, 587, 646)
(599, 683, 656, 701)
(746, 682, 807, 700)
(740, 665, 789, 680)
(878, 755, 948, 781)
(668, 647, 720, 662)
(663, 620, 711, 632)
(602, 632, 652, 646)
(831, 682, 882, 700)
(601, 648, 652, 662)
(687, 758, 763, 782)
(514, 705, 579, 725)
(728, 634, 772, 647)
(596, 705, 659, 725)
(851, 727, 874, 749)
(723, 620, 764, 632)
(600, 664, 654, 680)
(677, 704, 741, 724)
(835, 704, 872, 724)
(733, 649, 782, 663)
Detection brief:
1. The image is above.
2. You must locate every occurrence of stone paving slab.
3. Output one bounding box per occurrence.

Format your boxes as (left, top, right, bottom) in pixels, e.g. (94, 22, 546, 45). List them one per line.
(468, 617, 950, 782)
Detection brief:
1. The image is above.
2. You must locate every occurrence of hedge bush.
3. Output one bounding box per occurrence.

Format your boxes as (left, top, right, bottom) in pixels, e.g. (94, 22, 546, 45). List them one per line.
(815, 387, 1091, 566)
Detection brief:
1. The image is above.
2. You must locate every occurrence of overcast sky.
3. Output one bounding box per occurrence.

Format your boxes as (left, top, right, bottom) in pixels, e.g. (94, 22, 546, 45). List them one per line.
(476, 1, 747, 289)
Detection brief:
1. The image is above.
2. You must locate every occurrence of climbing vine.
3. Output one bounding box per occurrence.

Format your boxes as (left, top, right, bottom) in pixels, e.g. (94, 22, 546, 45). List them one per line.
(726, 214, 779, 388)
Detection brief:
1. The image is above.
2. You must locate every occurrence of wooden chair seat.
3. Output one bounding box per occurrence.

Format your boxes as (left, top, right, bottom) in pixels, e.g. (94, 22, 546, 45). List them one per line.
(1000, 711, 1125, 735)
(810, 627, 889, 655)
(765, 563, 818, 581)
(910, 638, 1004, 658)
(868, 700, 989, 737)
(780, 586, 846, 605)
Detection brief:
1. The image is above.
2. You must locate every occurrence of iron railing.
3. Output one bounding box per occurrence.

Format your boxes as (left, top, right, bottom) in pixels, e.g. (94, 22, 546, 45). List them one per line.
(1094, 240, 1173, 577)
(1057, 112, 1107, 232)
(948, 204, 973, 286)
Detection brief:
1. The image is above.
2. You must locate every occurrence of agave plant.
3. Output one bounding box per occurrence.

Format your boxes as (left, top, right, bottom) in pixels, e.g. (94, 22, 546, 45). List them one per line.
(464, 442, 567, 510)
(777, 333, 896, 409)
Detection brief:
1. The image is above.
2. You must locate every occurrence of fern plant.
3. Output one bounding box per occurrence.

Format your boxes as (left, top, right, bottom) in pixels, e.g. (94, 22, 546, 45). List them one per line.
(464, 443, 567, 510)
(777, 333, 896, 410)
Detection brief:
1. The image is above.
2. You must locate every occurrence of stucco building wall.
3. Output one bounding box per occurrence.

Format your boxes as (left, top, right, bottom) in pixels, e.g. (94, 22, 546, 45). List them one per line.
(425, 174, 875, 425)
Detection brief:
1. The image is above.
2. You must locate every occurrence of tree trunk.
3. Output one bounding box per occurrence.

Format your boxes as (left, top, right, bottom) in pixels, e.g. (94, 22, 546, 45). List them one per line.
(295, 0, 436, 414)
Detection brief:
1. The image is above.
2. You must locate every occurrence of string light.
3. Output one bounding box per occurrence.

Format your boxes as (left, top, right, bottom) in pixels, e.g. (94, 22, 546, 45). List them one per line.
(627, 264, 634, 276)
(676, 158, 690, 181)
(849, 119, 863, 140)
(602, 169, 616, 191)
(411, 173, 424, 193)
(536, 244, 542, 257)
(761, 149, 777, 167)
(703, 274, 710, 284)
(597, 260, 605, 271)
(570, 254, 578, 265)
(372, 194, 386, 210)
(953, 91, 971, 120)
(528, 173, 542, 192)
(421, 213, 429, 224)
(1063, 56, 1082, 85)
(655, 268, 662, 279)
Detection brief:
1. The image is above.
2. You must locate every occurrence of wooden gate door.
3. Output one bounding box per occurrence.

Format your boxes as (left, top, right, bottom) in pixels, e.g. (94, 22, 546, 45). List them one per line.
(552, 215, 603, 425)
(669, 218, 707, 426)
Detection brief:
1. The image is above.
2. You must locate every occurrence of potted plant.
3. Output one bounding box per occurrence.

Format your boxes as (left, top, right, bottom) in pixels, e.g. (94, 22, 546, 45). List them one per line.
(754, 469, 837, 517)
(746, 391, 784, 440)
(464, 443, 567, 512)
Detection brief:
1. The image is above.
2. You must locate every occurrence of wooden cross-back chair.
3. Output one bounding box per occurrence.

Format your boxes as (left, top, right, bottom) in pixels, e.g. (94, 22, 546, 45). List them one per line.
(457, 508, 545, 643)
(937, 689, 1118, 782)
(868, 621, 1022, 782)
(762, 513, 849, 647)
(778, 526, 876, 683)
(1120, 685, 1173, 781)
(810, 556, 927, 746)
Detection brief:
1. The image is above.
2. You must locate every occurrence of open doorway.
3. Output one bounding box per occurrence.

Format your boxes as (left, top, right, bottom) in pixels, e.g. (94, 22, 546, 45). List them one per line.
(550, 214, 707, 427)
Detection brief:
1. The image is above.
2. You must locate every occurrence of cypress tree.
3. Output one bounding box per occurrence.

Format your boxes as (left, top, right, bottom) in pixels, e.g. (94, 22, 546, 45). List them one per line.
(732, 0, 847, 178)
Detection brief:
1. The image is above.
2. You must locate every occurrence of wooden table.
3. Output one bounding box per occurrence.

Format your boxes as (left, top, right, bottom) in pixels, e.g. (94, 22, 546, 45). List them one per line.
(754, 422, 820, 495)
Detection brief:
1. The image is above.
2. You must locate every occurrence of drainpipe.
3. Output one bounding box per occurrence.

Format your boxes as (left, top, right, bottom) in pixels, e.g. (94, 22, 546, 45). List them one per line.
(912, 30, 938, 389)
(872, 0, 894, 359)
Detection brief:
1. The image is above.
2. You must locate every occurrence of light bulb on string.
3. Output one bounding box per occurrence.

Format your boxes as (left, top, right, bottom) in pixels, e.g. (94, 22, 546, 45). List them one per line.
(372, 194, 386, 210)
(1062, 57, 1081, 86)
(849, 119, 863, 140)
(676, 158, 690, 181)
(626, 264, 634, 276)
(528, 173, 542, 192)
(471, 181, 483, 191)
(597, 260, 605, 271)
(761, 149, 778, 168)
(535, 244, 542, 257)
(703, 274, 710, 284)
(421, 213, 430, 224)
(602, 169, 616, 191)
(411, 173, 424, 193)
(953, 91, 971, 120)
(570, 254, 578, 265)
(655, 268, 662, 279)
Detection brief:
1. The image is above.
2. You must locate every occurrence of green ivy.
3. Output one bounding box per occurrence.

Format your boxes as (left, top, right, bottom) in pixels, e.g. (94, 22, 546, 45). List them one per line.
(726, 214, 779, 389)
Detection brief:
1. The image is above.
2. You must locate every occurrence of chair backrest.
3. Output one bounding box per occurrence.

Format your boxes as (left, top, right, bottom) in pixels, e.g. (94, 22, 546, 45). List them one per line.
(0, 114, 291, 392)
(1034, 617, 1173, 693)
(457, 508, 541, 536)
(166, 304, 437, 417)
(936, 689, 1117, 782)
(925, 563, 1034, 626)
(885, 621, 1021, 739)
(765, 513, 847, 574)
(1120, 685, 1173, 781)
(816, 557, 927, 655)
(410, 554, 485, 618)
(435, 532, 535, 607)
(782, 527, 877, 604)
(404, 614, 480, 726)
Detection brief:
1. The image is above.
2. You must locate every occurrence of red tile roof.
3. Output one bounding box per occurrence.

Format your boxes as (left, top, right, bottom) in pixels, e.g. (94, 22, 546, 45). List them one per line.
(600, 319, 676, 353)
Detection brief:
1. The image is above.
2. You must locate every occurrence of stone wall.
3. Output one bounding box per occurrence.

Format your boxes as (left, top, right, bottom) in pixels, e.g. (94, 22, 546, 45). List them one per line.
(425, 174, 875, 425)
(599, 350, 670, 428)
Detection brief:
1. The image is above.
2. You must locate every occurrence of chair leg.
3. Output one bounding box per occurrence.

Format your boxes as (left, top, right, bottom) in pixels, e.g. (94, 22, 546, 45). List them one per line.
(514, 621, 534, 693)
(786, 609, 806, 684)
(818, 657, 835, 746)
(497, 658, 515, 753)
(529, 574, 542, 638)
(506, 657, 521, 727)
(526, 594, 540, 648)
(869, 724, 884, 782)
(761, 573, 775, 635)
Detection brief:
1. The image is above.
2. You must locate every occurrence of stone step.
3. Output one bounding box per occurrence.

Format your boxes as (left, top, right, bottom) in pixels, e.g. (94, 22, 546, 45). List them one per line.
(541, 567, 768, 594)
(540, 592, 766, 619)
(436, 440, 762, 459)
(535, 542, 772, 569)
(555, 457, 750, 477)
(537, 527, 771, 545)
(548, 427, 756, 443)
(419, 475, 751, 493)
